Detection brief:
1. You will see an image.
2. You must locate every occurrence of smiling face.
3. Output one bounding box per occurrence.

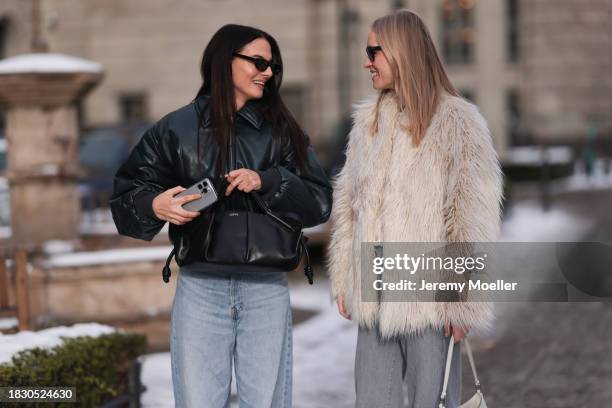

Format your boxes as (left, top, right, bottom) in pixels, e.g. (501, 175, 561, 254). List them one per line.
(363, 30, 394, 91)
(232, 37, 274, 110)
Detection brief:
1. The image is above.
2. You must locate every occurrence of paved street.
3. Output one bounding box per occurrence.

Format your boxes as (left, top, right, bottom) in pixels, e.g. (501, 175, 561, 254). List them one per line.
(467, 188, 612, 407)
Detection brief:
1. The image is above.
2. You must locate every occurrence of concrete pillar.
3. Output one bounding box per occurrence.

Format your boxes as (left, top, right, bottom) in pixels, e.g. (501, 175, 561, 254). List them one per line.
(0, 53, 103, 247)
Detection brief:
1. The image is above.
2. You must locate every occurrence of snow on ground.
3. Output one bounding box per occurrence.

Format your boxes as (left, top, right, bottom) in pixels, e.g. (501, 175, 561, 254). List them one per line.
(0, 323, 115, 364)
(43, 246, 173, 268)
(140, 352, 174, 407)
(559, 160, 612, 192)
(291, 280, 355, 405)
(0, 226, 10, 239)
(0, 318, 17, 330)
(292, 299, 356, 408)
(505, 146, 572, 165)
(488, 201, 590, 338)
(289, 279, 332, 313)
(500, 200, 592, 242)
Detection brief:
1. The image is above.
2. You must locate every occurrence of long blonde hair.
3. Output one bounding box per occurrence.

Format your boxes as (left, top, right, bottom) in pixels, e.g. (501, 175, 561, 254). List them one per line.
(371, 10, 459, 145)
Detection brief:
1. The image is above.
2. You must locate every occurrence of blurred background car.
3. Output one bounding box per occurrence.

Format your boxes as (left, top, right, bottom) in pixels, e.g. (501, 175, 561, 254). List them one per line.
(78, 122, 149, 213)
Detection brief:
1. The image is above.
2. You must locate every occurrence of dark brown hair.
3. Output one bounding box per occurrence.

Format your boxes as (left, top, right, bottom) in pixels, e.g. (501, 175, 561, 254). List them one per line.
(196, 24, 308, 175)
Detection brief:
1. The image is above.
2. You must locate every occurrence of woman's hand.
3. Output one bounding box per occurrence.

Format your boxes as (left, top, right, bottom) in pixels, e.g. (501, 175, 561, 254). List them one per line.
(336, 293, 351, 320)
(224, 169, 262, 195)
(152, 186, 201, 225)
(444, 323, 469, 343)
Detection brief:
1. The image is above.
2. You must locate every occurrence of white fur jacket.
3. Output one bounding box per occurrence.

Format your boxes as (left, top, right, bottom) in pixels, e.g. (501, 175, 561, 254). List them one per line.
(326, 91, 504, 338)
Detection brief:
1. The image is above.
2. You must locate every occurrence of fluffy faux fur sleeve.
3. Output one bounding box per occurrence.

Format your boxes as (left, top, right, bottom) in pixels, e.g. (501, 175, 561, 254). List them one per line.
(438, 96, 504, 330)
(441, 98, 504, 243)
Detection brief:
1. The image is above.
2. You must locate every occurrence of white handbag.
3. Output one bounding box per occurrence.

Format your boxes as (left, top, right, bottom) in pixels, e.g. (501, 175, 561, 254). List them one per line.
(439, 337, 487, 408)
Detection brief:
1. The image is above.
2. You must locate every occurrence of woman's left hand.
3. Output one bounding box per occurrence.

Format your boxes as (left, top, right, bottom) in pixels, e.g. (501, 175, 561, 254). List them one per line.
(444, 323, 469, 343)
(224, 169, 262, 195)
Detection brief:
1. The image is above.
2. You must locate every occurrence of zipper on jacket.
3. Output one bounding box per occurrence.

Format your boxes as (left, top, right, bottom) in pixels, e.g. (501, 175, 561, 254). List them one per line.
(374, 244, 383, 304)
(229, 131, 236, 171)
(227, 130, 238, 210)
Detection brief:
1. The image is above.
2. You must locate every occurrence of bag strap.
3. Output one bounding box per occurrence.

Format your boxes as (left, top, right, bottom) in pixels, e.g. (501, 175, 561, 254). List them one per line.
(249, 189, 270, 212)
(439, 337, 481, 408)
(249, 191, 299, 232)
(250, 191, 313, 284)
(162, 247, 176, 283)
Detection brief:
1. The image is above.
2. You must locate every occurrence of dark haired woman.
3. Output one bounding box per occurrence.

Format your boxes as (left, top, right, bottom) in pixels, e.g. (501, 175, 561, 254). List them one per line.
(110, 24, 332, 407)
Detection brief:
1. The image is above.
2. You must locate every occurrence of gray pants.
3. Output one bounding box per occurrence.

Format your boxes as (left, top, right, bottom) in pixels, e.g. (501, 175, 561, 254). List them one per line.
(355, 326, 461, 408)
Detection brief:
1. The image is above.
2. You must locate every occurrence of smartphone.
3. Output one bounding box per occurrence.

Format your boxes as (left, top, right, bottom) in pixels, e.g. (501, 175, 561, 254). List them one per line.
(176, 178, 219, 212)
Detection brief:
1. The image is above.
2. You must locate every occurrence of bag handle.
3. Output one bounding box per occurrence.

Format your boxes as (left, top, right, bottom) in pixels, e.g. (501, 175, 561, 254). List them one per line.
(218, 114, 313, 284)
(250, 191, 313, 283)
(249, 191, 300, 232)
(439, 337, 481, 408)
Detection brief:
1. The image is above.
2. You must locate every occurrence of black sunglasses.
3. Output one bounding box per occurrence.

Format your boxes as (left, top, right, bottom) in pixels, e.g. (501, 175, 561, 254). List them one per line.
(233, 53, 282, 75)
(365, 46, 383, 62)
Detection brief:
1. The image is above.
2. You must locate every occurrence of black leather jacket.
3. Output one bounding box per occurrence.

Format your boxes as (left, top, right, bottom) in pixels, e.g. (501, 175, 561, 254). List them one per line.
(110, 94, 333, 268)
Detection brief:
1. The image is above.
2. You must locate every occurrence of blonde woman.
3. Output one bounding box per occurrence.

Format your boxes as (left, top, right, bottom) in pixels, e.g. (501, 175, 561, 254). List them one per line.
(327, 10, 503, 408)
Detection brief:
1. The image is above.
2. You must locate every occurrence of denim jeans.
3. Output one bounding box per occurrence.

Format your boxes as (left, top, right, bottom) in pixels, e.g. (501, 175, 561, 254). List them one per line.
(170, 264, 292, 408)
(355, 326, 461, 408)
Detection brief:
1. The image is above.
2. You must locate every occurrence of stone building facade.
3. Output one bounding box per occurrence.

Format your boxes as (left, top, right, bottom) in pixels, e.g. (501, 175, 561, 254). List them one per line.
(1, 0, 611, 154)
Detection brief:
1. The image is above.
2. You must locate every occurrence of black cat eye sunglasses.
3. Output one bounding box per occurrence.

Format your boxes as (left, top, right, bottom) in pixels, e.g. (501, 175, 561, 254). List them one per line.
(233, 53, 282, 75)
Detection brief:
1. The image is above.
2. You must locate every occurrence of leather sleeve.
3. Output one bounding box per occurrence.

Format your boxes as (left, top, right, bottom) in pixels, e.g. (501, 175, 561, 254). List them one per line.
(109, 120, 178, 241)
(267, 135, 333, 228)
(254, 167, 282, 202)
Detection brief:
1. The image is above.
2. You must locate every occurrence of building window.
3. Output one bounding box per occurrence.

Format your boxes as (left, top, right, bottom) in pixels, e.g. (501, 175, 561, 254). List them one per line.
(280, 86, 305, 125)
(0, 107, 5, 137)
(506, 0, 519, 62)
(392, 0, 406, 10)
(0, 16, 10, 137)
(507, 89, 527, 145)
(0, 17, 8, 59)
(76, 100, 85, 131)
(441, 0, 475, 65)
(118, 92, 148, 124)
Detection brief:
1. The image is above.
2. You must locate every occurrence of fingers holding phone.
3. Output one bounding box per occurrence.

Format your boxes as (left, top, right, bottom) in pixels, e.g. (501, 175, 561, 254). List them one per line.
(152, 186, 202, 225)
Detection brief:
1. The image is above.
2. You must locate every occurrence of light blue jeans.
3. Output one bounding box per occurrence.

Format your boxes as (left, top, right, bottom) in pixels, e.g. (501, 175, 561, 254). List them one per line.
(170, 264, 292, 408)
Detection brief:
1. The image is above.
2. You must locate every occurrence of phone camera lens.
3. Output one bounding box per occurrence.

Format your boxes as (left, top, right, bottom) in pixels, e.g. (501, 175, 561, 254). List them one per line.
(197, 184, 203, 190)
(203, 188, 208, 193)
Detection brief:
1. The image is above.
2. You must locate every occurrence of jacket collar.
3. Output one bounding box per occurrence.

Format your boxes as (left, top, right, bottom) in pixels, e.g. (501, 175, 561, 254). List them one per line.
(193, 94, 264, 129)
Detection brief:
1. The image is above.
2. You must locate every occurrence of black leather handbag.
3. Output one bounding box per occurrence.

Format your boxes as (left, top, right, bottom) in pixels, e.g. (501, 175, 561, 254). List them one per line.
(162, 188, 312, 284)
(161, 115, 313, 284)
(203, 190, 313, 283)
